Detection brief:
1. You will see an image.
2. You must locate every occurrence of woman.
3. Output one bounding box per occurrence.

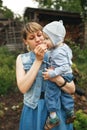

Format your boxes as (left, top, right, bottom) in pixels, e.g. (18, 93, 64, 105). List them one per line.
(16, 22, 75, 130)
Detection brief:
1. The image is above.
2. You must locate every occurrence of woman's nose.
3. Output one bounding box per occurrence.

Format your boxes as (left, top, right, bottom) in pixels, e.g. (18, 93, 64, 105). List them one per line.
(35, 36, 40, 42)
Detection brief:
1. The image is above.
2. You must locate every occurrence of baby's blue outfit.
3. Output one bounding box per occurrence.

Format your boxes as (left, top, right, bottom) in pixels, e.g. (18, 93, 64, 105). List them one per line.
(18, 51, 73, 130)
(45, 43, 74, 113)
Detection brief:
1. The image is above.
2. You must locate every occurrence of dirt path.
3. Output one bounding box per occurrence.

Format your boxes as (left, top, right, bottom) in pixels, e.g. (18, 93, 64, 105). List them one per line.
(0, 91, 23, 130)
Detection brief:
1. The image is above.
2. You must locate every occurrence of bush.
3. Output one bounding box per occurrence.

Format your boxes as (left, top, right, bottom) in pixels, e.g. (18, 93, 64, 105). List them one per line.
(0, 46, 16, 95)
(0, 65, 16, 94)
(65, 39, 87, 91)
(74, 110, 87, 130)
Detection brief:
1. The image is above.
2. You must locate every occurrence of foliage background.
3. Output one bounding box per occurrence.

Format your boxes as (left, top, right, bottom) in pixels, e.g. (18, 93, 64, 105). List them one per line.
(0, 47, 17, 94)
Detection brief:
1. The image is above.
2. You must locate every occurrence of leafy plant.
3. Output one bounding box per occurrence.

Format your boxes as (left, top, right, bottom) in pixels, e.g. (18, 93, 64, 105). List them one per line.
(74, 110, 87, 130)
(0, 46, 16, 95)
(65, 39, 87, 91)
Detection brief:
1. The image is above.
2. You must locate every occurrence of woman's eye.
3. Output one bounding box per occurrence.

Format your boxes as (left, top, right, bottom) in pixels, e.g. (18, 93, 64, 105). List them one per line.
(28, 36, 34, 40)
(29, 38, 33, 40)
(37, 34, 42, 37)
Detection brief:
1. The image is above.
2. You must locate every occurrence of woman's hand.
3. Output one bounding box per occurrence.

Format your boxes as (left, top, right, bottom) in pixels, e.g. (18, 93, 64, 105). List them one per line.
(34, 44, 47, 61)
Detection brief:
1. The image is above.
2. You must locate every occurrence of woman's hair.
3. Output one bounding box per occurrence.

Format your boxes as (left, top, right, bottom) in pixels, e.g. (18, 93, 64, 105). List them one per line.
(22, 22, 43, 40)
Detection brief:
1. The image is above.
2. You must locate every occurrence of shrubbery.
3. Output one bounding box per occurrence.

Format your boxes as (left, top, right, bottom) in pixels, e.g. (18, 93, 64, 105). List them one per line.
(0, 46, 17, 95)
(65, 40, 87, 91)
(74, 110, 87, 130)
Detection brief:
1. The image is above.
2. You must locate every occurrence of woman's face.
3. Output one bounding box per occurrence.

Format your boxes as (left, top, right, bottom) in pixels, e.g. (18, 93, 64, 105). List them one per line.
(24, 30, 44, 51)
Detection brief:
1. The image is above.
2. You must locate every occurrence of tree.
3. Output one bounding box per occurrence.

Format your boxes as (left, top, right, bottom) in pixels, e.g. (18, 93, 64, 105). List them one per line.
(0, 0, 2, 7)
(0, 6, 14, 19)
(81, 0, 87, 19)
(0, 0, 14, 19)
(37, 0, 82, 13)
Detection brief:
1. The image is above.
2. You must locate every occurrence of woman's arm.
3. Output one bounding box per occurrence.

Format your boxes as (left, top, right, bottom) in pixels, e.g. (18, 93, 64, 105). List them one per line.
(16, 44, 47, 94)
(16, 55, 43, 94)
(49, 76, 75, 94)
(43, 68, 75, 94)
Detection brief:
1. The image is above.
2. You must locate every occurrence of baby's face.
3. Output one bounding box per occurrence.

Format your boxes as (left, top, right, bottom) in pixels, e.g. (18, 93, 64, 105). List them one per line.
(43, 33, 53, 49)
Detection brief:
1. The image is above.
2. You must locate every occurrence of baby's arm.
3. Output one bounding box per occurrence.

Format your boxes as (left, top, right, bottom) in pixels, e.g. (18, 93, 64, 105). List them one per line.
(42, 68, 55, 80)
(42, 64, 70, 80)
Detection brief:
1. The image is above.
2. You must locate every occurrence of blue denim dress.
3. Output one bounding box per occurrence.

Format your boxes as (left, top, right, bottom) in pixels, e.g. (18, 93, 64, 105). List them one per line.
(19, 51, 73, 130)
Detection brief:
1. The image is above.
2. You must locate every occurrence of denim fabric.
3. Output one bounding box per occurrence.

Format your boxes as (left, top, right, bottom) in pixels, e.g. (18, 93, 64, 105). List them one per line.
(61, 91, 74, 111)
(19, 51, 73, 130)
(45, 81, 61, 112)
(19, 100, 73, 130)
(21, 52, 48, 109)
(61, 74, 74, 111)
(19, 100, 48, 130)
(45, 73, 74, 112)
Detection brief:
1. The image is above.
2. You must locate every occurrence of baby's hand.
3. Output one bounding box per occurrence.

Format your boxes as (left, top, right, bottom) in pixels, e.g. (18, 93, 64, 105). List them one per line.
(42, 68, 51, 80)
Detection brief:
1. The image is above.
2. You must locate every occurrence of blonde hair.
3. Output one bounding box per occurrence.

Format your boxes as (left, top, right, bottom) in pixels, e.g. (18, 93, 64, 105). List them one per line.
(22, 22, 43, 40)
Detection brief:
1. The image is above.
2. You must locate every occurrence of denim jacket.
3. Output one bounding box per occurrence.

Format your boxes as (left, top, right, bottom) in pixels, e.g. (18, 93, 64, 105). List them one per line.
(21, 52, 48, 109)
